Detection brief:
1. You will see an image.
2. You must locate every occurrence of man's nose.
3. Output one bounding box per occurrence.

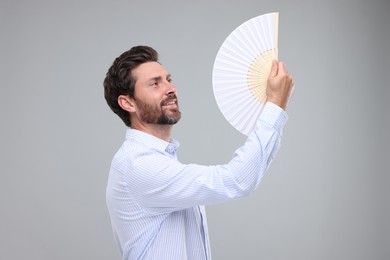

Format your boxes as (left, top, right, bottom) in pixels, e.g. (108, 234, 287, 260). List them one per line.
(165, 81, 176, 95)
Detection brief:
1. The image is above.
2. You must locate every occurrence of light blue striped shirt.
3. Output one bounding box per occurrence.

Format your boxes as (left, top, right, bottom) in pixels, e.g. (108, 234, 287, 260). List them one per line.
(106, 102, 288, 260)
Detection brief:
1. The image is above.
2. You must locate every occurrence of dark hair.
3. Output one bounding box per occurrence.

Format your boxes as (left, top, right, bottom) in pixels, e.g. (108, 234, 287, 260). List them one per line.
(103, 45, 159, 127)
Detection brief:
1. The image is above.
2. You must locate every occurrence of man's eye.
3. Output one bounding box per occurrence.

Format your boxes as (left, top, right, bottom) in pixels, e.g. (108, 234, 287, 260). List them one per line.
(167, 78, 172, 83)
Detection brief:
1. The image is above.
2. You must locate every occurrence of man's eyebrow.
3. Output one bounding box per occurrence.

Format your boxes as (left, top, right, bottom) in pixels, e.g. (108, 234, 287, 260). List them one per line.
(148, 74, 171, 81)
(147, 76, 162, 82)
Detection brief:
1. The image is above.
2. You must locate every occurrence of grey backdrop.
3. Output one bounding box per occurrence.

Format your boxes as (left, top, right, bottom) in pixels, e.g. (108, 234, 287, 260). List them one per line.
(1, 0, 389, 259)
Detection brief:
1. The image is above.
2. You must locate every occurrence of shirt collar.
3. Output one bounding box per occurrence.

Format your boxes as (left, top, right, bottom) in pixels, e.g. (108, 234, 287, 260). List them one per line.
(125, 128, 180, 154)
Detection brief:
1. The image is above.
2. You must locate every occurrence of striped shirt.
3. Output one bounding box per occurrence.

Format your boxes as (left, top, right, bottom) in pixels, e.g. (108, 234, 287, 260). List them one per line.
(106, 102, 288, 260)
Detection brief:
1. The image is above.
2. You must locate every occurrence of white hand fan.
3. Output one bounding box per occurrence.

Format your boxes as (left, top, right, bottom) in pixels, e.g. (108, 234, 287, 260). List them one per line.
(212, 12, 279, 136)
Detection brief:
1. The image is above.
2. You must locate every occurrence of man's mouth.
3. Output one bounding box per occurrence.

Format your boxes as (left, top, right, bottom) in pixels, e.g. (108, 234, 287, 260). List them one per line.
(162, 99, 177, 108)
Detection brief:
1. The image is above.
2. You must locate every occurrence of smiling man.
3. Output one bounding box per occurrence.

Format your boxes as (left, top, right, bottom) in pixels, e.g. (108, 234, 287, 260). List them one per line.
(117, 60, 181, 140)
(104, 45, 293, 260)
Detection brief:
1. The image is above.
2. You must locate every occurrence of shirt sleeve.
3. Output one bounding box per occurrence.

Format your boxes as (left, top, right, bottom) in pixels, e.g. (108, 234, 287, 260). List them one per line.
(119, 102, 288, 213)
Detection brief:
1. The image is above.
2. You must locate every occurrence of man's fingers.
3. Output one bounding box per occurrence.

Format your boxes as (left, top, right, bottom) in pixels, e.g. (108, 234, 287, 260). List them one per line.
(276, 61, 293, 86)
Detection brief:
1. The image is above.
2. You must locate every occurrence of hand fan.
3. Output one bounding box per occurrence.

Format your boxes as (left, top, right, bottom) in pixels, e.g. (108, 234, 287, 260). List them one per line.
(212, 12, 279, 136)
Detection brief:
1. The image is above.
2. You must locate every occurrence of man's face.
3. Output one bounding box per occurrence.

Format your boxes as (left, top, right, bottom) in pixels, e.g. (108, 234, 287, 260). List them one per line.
(131, 62, 181, 125)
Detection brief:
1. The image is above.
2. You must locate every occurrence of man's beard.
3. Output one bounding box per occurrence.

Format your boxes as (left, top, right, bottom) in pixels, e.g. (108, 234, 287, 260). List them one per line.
(134, 94, 181, 125)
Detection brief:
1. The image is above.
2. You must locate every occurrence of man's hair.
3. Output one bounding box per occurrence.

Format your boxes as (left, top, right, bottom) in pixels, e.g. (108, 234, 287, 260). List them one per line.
(103, 45, 159, 127)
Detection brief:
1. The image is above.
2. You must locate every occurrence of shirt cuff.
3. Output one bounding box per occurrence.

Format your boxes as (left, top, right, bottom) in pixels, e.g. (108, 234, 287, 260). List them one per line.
(256, 102, 288, 135)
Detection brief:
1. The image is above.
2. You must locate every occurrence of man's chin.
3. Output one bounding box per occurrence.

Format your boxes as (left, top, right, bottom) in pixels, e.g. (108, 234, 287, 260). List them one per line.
(166, 115, 181, 125)
(158, 113, 181, 125)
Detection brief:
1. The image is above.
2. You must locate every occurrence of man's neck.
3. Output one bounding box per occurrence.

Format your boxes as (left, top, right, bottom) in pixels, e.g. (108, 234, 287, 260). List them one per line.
(131, 121, 173, 142)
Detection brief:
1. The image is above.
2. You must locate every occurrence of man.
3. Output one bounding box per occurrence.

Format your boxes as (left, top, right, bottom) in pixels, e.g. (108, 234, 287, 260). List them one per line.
(104, 45, 293, 260)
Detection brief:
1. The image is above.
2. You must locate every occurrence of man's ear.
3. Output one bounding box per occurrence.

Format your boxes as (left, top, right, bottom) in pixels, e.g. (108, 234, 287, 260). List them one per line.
(118, 95, 136, 113)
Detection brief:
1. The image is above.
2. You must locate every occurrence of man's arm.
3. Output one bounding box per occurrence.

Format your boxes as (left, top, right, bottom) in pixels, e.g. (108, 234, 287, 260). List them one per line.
(122, 104, 287, 212)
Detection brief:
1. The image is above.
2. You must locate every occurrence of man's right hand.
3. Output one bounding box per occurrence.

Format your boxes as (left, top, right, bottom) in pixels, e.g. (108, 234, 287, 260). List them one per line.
(266, 60, 294, 110)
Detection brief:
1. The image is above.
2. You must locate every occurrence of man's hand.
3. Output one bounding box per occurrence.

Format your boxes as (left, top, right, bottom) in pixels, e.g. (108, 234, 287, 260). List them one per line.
(266, 60, 294, 110)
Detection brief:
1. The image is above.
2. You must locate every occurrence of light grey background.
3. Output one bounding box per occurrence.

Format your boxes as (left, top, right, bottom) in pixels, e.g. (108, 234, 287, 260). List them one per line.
(1, 0, 389, 259)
